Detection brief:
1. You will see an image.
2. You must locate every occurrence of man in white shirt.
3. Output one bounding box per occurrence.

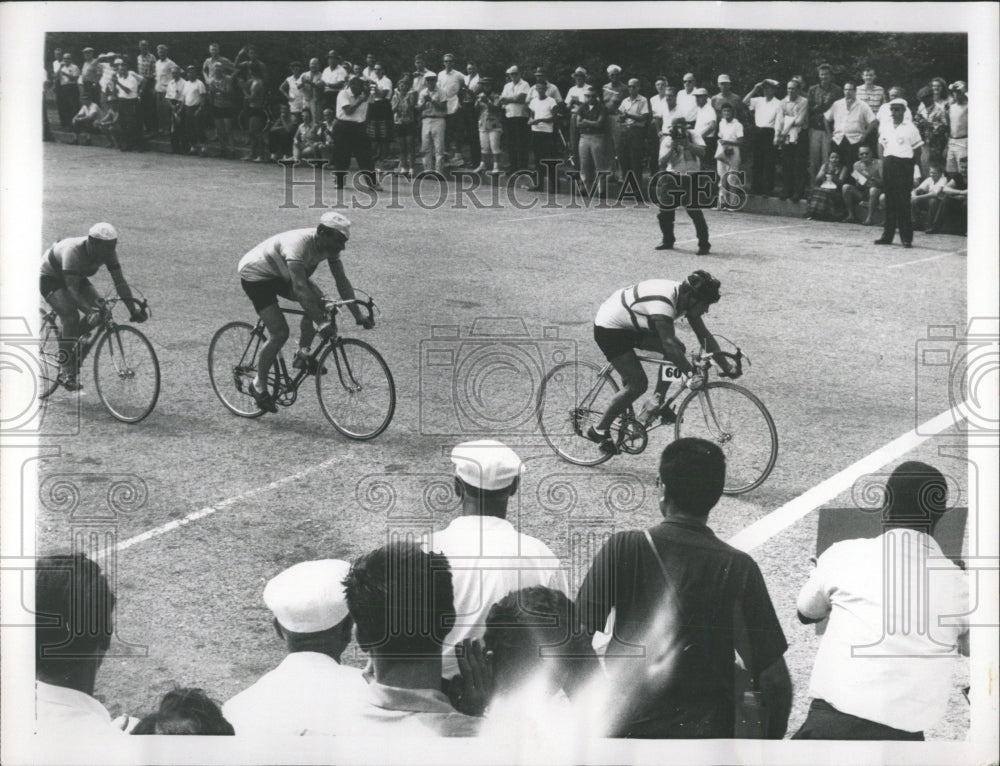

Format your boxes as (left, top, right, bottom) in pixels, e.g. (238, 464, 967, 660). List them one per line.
(438, 53, 466, 167)
(223, 560, 366, 735)
(776, 79, 809, 201)
(417, 72, 448, 173)
(333, 77, 379, 191)
(618, 78, 651, 185)
(794, 461, 969, 740)
(675, 72, 699, 123)
(911, 163, 947, 231)
(321, 49, 348, 112)
(691, 88, 718, 171)
(566, 67, 591, 168)
(875, 99, 923, 247)
(71, 94, 103, 144)
(109, 57, 145, 151)
(424, 440, 570, 681)
(462, 62, 483, 170)
(824, 82, 876, 172)
(153, 44, 177, 136)
(743, 78, 782, 195)
(500, 65, 532, 173)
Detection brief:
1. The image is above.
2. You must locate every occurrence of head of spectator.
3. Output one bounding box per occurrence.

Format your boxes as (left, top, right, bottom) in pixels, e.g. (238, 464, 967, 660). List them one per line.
(720, 102, 735, 122)
(716, 73, 732, 94)
(326, 49, 338, 66)
(917, 85, 933, 107)
(792, 74, 806, 89)
(373, 63, 385, 80)
(606, 64, 622, 84)
(451, 439, 522, 517)
(131, 689, 234, 735)
(506, 64, 521, 83)
(322, 107, 335, 125)
(413, 53, 426, 71)
(365, 53, 376, 69)
(208, 43, 221, 57)
(664, 86, 677, 108)
(170, 65, 182, 81)
(888, 98, 907, 125)
(682, 72, 696, 93)
(627, 77, 641, 97)
(138, 39, 150, 55)
(467, 62, 478, 78)
(54, 47, 62, 60)
(881, 461, 950, 534)
(289, 60, 302, 77)
(657, 437, 726, 521)
(62, 52, 74, 65)
(761, 78, 778, 99)
(263, 559, 354, 661)
(82, 47, 95, 62)
(827, 149, 842, 168)
(534, 66, 548, 86)
(485, 586, 595, 698)
(184, 64, 198, 81)
(113, 57, 127, 76)
(817, 63, 833, 87)
(301, 107, 313, 124)
(785, 80, 802, 100)
(930, 77, 947, 101)
(857, 144, 875, 165)
(927, 163, 944, 183)
(398, 71, 412, 92)
(211, 61, 227, 80)
(156, 44, 168, 60)
(887, 86, 905, 102)
(654, 76, 667, 96)
(585, 84, 599, 103)
(423, 71, 438, 92)
(861, 67, 877, 87)
(950, 80, 967, 103)
(245, 44, 259, 60)
(479, 75, 493, 94)
(345, 541, 455, 670)
(36, 553, 115, 695)
(693, 87, 709, 106)
(842, 81, 856, 103)
(443, 53, 456, 72)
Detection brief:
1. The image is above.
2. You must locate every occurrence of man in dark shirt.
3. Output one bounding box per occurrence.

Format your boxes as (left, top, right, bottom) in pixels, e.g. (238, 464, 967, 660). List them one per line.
(807, 64, 839, 187)
(576, 438, 792, 738)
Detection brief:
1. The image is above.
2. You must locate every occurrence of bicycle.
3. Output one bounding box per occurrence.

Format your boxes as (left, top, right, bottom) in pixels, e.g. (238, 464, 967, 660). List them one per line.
(208, 297, 395, 440)
(536, 347, 778, 495)
(38, 297, 161, 424)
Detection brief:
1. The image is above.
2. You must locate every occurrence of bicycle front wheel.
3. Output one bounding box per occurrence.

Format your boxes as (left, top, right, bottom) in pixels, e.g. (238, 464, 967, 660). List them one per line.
(316, 338, 395, 439)
(674, 382, 778, 494)
(537, 360, 618, 466)
(208, 321, 267, 418)
(38, 315, 63, 400)
(93, 326, 161, 423)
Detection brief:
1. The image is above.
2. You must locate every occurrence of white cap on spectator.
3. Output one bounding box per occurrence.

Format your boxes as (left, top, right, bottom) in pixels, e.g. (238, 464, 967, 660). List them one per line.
(506, 65, 519, 75)
(319, 212, 351, 240)
(606, 64, 621, 75)
(263, 560, 351, 633)
(573, 67, 587, 77)
(693, 87, 709, 96)
(762, 78, 779, 87)
(627, 78, 640, 87)
(717, 74, 731, 83)
(888, 98, 908, 107)
(683, 73, 695, 82)
(451, 439, 523, 491)
(88, 222, 118, 240)
(113, 58, 124, 65)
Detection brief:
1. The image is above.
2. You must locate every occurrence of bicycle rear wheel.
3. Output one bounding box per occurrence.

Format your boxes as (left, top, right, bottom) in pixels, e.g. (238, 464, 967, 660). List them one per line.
(674, 382, 778, 494)
(93, 325, 161, 423)
(38, 313, 63, 399)
(316, 338, 395, 439)
(208, 321, 268, 418)
(537, 360, 619, 466)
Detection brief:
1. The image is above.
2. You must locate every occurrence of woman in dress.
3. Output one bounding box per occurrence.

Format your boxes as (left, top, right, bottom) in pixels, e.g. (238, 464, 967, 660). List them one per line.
(806, 150, 849, 221)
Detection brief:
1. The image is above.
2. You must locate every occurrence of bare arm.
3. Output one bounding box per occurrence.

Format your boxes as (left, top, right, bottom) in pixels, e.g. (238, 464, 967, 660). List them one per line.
(648, 315, 693, 373)
(329, 257, 370, 326)
(287, 261, 326, 325)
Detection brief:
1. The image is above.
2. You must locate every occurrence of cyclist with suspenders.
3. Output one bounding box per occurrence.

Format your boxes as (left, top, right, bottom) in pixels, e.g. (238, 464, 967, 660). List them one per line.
(588, 270, 730, 454)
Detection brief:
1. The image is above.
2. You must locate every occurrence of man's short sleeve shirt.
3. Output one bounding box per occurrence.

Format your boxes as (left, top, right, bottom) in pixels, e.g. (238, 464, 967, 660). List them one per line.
(594, 279, 685, 331)
(238, 229, 330, 282)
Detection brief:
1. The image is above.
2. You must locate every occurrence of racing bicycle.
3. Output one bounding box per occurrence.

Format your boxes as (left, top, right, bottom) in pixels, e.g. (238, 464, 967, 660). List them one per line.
(38, 297, 161, 423)
(536, 347, 778, 495)
(208, 297, 395, 440)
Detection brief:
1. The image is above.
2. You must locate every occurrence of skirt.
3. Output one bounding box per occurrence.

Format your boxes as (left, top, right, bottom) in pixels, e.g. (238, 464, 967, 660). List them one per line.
(806, 187, 846, 221)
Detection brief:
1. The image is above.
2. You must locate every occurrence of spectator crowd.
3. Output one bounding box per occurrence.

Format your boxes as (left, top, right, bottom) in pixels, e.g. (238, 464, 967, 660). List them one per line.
(35, 440, 969, 744)
(47, 41, 969, 234)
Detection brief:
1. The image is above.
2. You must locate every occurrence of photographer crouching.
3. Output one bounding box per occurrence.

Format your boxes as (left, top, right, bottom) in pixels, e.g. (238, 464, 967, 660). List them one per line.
(654, 117, 711, 255)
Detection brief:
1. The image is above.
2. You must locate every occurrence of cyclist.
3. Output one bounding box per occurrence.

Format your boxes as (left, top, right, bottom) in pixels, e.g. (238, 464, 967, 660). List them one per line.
(237, 211, 374, 413)
(588, 270, 730, 454)
(40, 222, 148, 391)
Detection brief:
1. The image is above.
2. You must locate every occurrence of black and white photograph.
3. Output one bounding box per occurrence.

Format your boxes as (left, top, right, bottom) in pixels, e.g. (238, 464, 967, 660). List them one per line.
(1, 3, 997, 764)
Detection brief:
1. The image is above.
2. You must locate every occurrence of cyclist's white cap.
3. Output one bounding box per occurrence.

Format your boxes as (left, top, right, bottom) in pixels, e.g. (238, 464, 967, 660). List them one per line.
(263, 559, 351, 633)
(88, 222, 118, 240)
(451, 439, 523, 491)
(319, 211, 350, 240)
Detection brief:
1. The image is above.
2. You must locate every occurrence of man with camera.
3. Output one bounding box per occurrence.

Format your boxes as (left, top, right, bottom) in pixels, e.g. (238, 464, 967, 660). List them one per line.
(654, 117, 711, 255)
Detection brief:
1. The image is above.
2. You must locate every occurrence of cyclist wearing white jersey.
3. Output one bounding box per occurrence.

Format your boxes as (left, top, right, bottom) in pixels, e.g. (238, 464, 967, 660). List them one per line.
(237, 211, 373, 413)
(588, 270, 729, 453)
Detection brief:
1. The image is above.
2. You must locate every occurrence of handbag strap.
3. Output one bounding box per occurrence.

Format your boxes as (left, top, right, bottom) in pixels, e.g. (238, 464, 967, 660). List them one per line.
(643, 529, 670, 581)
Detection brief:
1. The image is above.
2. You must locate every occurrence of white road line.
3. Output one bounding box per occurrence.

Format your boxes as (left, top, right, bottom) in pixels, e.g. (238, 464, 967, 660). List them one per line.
(102, 455, 343, 557)
(726, 405, 966, 552)
(887, 251, 964, 268)
(496, 207, 621, 224)
(676, 221, 809, 244)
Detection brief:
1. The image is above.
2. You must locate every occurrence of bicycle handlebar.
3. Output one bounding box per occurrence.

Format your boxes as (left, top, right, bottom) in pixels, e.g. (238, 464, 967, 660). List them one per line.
(692, 348, 744, 379)
(324, 297, 375, 323)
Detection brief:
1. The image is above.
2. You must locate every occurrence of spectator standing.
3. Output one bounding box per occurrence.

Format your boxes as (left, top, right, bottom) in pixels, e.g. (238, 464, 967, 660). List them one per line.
(132, 689, 234, 735)
(392, 73, 418, 176)
(412, 53, 433, 93)
(78, 47, 103, 104)
(744, 78, 782, 195)
(716, 103, 744, 208)
(500, 65, 531, 173)
(528, 80, 559, 191)
(181, 65, 207, 156)
(207, 61, 237, 158)
(367, 63, 393, 168)
(268, 103, 298, 161)
(108, 58, 144, 151)
(234, 44, 268, 87)
(874, 99, 922, 247)
(776, 79, 808, 201)
(576, 85, 612, 198)
(55, 52, 81, 128)
(280, 61, 306, 117)
(475, 77, 504, 175)
(655, 118, 711, 254)
(617, 78, 651, 186)
(299, 58, 325, 125)
(805, 150, 849, 221)
(438, 53, 466, 167)
(945, 81, 968, 176)
(711, 74, 745, 125)
(566, 67, 591, 169)
(825, 82, 875, 170)
(911, 163, 947, 231)
(692, 88, 717, 172)
(532, 67, 563, 103)
(223, 560, 366, 735)
(806, 64, 839, 185)
(676, 72, 699, 123)
(842, 145, 883, 224)
(153, 45, 177, 135)
(165, 65, 186, 153)
(794, 461, 969, 740)
(293, 108, 323, 161)
(423, 440, 570, 683)
(135, 39, 157, 134)
(241, 62, 267, 163)
(321, 50, 348, 113)
(361, 53, 377, 82)
(603, 65, 629, 178)
(417, 72, 448, 173)
(873, 86, 913, 158)
(334, 77, 379, 189)
(342, 542, 483, 736)
(462, 62, 483, 171)
(576, 439, 792, 738)
(202, 42, 235, 82)
(648, 77, 671, 172)
(913, 86, 949, 178)
(855, 68, 886, 114)
(35, 553, 129, 738)
(71, 93, 103, 145)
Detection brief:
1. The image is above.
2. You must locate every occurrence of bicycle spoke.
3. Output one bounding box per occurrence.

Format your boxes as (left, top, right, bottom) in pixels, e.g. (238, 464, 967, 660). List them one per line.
(208, 322, 266, 418)
(93, 326, 160, 423)
(537, 361, 617, 466)
(316, 339, 395, 440)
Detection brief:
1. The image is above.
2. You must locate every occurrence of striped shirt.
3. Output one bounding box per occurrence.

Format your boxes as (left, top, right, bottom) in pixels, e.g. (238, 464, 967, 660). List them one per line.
(595, 279, 686, 331)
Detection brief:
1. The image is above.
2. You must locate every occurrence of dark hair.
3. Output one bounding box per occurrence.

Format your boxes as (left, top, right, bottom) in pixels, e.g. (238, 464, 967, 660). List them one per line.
(131, 688, 234, 735)
(484, 587, 584, 694)
(454, 475, 516, 504)
(36, 553, 115, 683)
(882, 461, 949, 532)
(345, 542, 454, 656)
(658, 438, 726, 517)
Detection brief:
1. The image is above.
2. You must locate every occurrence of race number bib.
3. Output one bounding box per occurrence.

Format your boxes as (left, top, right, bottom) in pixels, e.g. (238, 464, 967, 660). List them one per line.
(661, 363, 684, 382)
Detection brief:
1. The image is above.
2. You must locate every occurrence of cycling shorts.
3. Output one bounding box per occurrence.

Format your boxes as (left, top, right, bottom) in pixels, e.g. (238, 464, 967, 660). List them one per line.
(40, 274, 66, 299)
(594, 325, 642, 362)
(241, 278, 291, 312)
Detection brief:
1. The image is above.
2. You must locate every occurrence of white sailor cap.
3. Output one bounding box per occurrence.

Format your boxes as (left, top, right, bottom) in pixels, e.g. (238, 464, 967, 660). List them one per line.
(451, 439, 523, 491)
(263, 559, 352, 633)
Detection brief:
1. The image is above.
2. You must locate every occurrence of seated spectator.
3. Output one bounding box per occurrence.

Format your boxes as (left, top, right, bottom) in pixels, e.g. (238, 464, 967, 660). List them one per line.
(933, 155, 967, 234)
(318, 107, 338, 161)
(391, 72, 418, 176)
(268, 103, 298, 161)
(132, 689, 234, 735)
(71, 94, 103, 145)
(576, 439, 792, 739)
(806, 150, 849, 221)
(911, 164, 947, 231)
(342, 541, 482, 736)
(223, 560, 365, 735)
(293, 108, 323, 161)
(794, 461, 969, 740)
(842, 145, 883, 224)
(35, 553, 129, 738)
(96, 102, 121, 148)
